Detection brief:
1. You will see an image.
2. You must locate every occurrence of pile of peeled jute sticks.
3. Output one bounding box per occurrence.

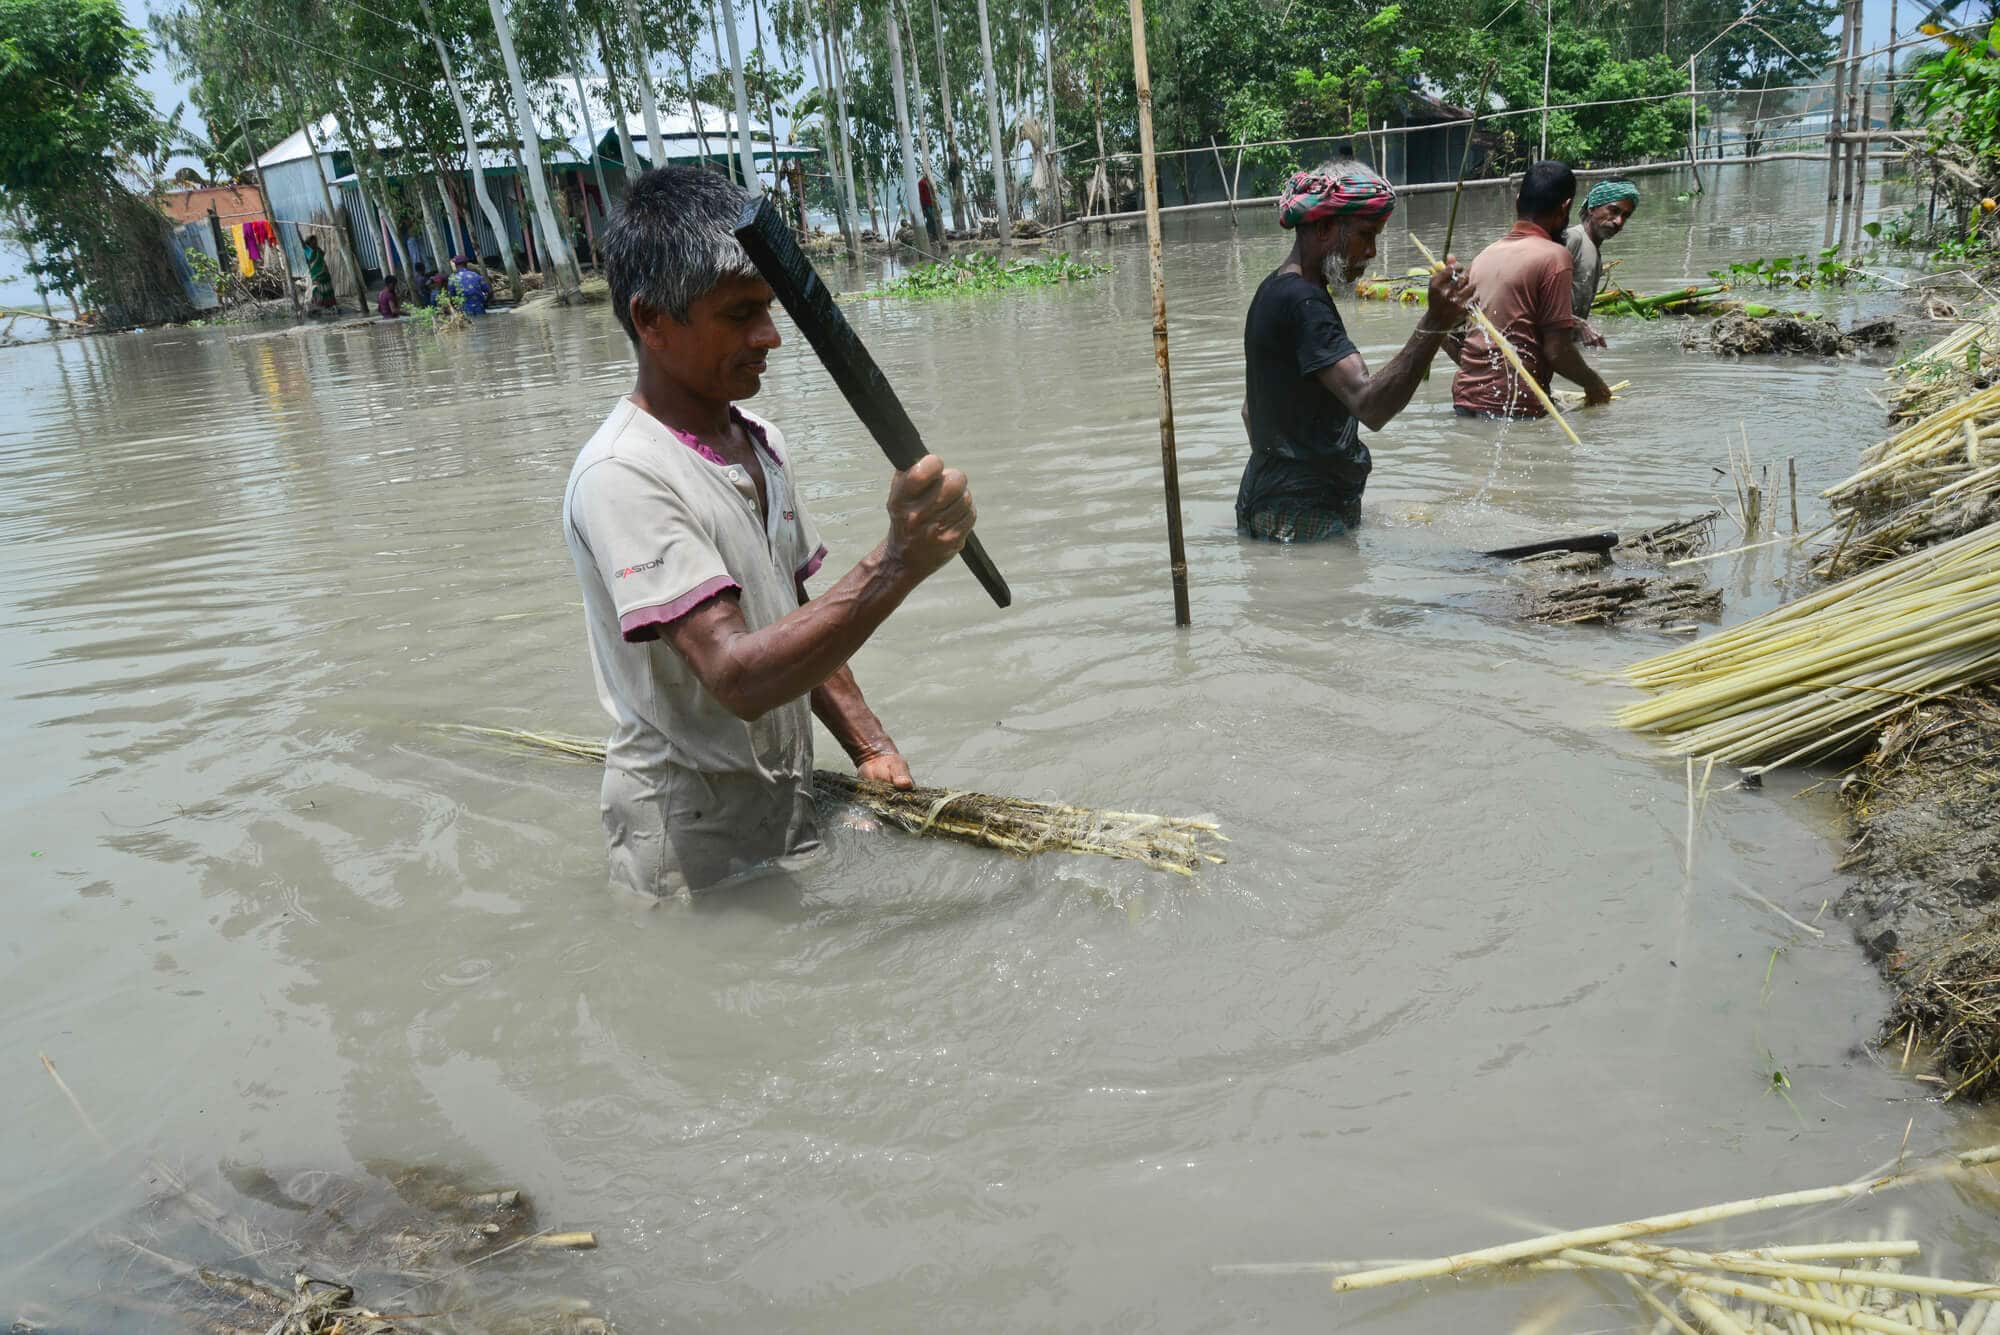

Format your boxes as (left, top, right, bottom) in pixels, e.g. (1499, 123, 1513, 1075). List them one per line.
(1618, 521, 2000, 771)
(1218, 1143, 2000, 1333)
(448, 726, 1226, 876)
(1819, 383, 2000, 580)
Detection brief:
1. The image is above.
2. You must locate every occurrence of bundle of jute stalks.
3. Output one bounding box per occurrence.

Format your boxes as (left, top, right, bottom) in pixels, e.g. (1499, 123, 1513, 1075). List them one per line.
(1819, 384, 2000, 579)
(1217, 1143, 2000, 1334)
(449, 726, 1226, 876)
(1617, 521, 2000, 771)
(1889, 309, 2000, 422)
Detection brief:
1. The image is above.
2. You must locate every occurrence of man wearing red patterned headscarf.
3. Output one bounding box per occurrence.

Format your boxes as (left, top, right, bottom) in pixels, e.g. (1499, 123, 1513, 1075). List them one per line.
(1236, 157, 1475, 542)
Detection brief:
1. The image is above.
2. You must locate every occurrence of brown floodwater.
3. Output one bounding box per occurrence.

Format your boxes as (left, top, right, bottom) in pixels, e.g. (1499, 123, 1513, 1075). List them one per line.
(7, 161, 2000, 1332)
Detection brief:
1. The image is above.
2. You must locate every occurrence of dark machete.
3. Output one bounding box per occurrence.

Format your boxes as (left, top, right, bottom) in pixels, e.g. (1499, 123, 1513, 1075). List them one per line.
(733, 196, 1011, 609)
(1482, 531, 1620, 560)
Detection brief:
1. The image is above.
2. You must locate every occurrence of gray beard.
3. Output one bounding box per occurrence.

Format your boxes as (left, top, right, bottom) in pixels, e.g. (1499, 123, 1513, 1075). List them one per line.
(1320, 251, 1356, 298)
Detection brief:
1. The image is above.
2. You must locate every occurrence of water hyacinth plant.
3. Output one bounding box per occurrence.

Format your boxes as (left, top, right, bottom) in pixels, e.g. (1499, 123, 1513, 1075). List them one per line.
(854, 251, 1110, 299)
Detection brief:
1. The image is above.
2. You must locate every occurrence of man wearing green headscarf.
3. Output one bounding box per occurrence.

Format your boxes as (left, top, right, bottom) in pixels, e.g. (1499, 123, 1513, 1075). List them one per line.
(1567, 179, 1639, 346)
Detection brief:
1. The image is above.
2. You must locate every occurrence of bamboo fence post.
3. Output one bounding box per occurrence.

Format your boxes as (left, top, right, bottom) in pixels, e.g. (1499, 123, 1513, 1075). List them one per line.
(1687, 56, 1705, 195)
(1825, 0, 1850, 243)
(1126, 0, 1191, 627)
(1851, 79, 1874, 249)
(1838, 0, 1863, 245)
(1789, 457, 1800, 534)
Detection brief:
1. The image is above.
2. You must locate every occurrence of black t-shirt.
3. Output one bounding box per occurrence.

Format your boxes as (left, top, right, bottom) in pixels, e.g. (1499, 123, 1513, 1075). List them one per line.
(1236, 269, 1371, 524)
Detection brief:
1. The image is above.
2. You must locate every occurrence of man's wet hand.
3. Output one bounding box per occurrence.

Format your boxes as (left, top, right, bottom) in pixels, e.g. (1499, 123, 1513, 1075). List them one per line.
(885, 454, 975, 581)
(1585, 380, 1615, 406)
(1426, 256, 1474, 331)
(855, 746, 915, 790)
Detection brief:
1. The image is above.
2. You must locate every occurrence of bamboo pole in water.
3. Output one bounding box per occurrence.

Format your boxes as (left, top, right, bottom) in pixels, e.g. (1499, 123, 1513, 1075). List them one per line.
(1126, 0, 1190, 627)
(1825, 0, 1851, 243)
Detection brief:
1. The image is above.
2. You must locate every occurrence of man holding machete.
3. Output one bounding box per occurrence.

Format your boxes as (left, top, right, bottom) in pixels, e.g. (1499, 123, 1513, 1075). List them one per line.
(563, 167, 976, 897)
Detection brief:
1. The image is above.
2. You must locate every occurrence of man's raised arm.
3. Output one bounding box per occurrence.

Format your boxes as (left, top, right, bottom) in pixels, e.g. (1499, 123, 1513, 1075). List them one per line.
(663, 456, 973, 723)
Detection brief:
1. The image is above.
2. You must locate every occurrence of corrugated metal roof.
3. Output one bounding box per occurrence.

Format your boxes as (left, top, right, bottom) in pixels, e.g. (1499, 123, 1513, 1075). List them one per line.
(254, 81, 818, 173)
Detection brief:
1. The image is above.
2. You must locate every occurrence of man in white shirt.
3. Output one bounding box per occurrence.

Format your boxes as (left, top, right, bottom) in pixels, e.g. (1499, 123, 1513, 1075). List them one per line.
(564, 166, 976, 896)
(1566, 178, 1639, 346)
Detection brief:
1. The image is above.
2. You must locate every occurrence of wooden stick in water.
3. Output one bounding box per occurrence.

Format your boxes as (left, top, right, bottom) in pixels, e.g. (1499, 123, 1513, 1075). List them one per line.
(1329, 1145, 2000, 1292)
(1441, 61, 1499, 264)
(1408, 234, 1582, 445)
(38, 1053, 111, 1155)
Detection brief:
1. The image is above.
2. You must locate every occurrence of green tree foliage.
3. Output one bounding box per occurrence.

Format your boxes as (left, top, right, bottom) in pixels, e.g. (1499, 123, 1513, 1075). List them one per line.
(1488, 15, 1690, 167)
(0, 0, 194, 323)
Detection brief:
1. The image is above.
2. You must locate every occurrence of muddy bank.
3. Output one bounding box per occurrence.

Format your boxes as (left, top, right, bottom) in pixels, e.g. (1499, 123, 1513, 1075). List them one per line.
(1828, 303, 2000, 1099)
(1842, 688, 2000, 1097)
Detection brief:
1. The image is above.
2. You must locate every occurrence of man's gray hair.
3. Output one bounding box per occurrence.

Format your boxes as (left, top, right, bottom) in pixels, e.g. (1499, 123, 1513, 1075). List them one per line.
(602, 166, 761, 342)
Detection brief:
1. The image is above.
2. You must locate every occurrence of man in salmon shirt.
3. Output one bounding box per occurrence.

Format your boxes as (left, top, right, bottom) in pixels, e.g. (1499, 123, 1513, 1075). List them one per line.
(1449, 160, 1612, 420)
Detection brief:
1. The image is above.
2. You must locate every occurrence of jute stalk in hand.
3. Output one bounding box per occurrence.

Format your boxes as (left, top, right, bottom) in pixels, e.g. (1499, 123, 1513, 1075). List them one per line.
(1408, 233, 1582, 445)
(1328, 1143, 2000, 1292)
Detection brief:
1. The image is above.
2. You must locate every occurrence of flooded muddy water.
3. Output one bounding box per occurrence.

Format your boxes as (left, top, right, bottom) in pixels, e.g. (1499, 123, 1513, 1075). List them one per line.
(7, 161, 1999, 1331)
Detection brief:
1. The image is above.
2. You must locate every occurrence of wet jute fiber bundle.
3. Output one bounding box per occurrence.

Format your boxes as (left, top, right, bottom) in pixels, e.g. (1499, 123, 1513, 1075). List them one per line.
(450, 727, 1225, 876)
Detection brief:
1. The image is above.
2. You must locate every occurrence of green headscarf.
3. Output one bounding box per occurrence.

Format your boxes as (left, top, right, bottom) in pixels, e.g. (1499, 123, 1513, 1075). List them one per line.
(1583, 180, 1640, 211)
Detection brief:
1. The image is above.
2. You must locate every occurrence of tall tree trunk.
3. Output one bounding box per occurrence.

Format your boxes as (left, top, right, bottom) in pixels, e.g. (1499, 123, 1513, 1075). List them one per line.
(827, 4, 865, 248)
(708, 3, 732, 179)
(597, 18, 641, 185)
(329, 82, 406, 297)
(415, 173, 448, 273)
(420, 0, 523, 298)
(1041, 0, 1061, 223)
(928, 0, 967, 231)
(487, 0, 580, 292)
(719, 0, 760, 189)
(617, 0, 666, 160)
(807, 24, 855, 251)
(886, 1, 923, 232)
(753, 0, 782, 182)
(684, 48, 715, 166)
(900, 0, 934, 178)
(229, 86, 301, 317)
(291, 100, 366, 311)
(974, 0, 1012, 245)
(1089, 59, 1107, 214)
(569, 21, 614, 219)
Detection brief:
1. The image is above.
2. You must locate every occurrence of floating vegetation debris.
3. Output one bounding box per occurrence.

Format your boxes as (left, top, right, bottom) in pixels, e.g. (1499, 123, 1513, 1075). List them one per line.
(1619, 521, 2000, 771)
(1217, 1142, 2000, 1334)
(1527, 574, 1723, 628)
(1820, 383, 2000, 579)
(1690, 313, 1900, 357)
(1620, 511, 1721, 562)
(1506, 515, 1722, 628)
(1709, 247, 1872, 290)
(26, 1055, 606, 1335)
(852, 251, 1110, 299)
(447, 726, 1225, 876)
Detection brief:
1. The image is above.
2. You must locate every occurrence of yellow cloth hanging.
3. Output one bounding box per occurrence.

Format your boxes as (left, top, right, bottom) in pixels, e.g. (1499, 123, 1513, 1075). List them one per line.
(231, 223, 254, 276)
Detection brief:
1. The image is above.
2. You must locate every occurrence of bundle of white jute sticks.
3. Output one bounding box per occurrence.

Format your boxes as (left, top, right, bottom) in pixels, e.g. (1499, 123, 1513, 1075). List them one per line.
(1818, 384, 2000, 580)
(1617, 520, 2000, 771)
(1216, 1144, 2000, 1334)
